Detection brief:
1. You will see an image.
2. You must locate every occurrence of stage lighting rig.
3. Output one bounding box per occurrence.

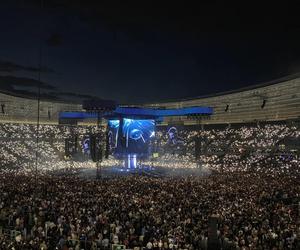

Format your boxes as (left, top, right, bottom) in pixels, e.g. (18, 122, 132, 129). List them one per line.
(83, 99, 117, 113)
(186, 113, 211, 120)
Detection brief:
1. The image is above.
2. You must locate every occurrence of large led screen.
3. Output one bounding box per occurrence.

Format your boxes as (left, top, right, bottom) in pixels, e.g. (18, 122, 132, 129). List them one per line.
(108, 119, 155, 157)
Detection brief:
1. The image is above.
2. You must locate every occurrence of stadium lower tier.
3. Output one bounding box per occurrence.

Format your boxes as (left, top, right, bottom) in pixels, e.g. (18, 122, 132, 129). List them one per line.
(0, 122, 299, 173)
(0, 122, 299, 249)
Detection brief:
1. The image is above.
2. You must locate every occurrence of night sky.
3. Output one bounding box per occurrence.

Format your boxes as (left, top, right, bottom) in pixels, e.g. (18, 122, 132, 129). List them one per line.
(0, 1, 299, 104)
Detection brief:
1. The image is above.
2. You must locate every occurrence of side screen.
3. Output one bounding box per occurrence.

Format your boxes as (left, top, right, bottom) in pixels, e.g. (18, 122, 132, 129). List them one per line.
(107, 120, 120, 151)
(163, 125, 187, 155)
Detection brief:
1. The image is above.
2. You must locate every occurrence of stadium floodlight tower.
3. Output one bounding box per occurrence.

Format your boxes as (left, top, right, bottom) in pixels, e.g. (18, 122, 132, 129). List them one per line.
(83, 99, 117, 179)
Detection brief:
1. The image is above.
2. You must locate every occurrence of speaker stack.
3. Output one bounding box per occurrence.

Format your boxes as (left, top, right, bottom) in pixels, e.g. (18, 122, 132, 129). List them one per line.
(90, 134, 103, 162)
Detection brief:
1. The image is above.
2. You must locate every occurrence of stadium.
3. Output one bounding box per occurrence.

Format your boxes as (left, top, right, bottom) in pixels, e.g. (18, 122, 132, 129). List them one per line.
(1, 2, 300, 250)
(0, 73, 299, 249)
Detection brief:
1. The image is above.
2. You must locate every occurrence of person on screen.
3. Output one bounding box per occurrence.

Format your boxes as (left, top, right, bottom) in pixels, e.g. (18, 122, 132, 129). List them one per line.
(167, 127, 184, 145)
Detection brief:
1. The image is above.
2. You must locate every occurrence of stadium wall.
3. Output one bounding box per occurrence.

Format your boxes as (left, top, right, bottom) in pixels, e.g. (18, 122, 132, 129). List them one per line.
(147, 76, 300, 125)
(0, 92, 82, 124)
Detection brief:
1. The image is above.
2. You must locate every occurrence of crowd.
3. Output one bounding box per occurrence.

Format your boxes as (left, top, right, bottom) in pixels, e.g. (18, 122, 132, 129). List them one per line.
(0, 122, 299, 172)
(0, 123, 100, 172)
(0, 170, 299, 249)
(152, 123, 300, 172)
(0, 122, 299, 249)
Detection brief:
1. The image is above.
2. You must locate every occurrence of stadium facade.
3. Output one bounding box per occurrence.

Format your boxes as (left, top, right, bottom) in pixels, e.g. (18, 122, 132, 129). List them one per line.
(0, 74, 299, 124)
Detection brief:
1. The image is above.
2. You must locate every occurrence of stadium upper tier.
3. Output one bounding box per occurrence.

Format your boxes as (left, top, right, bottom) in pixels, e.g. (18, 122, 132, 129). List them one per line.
(0, 75, 299, 124)
(148, 75, 300, 125)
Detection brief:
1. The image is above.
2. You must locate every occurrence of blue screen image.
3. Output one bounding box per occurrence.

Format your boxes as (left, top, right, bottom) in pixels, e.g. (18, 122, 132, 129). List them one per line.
(108, 119, 155, 157)
(108, 120, 120, 149)
(122, 119, 155, 142)
(108, 119, 120, 129)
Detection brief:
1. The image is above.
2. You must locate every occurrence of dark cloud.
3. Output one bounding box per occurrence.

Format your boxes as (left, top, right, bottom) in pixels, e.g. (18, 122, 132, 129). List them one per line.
(0, 79, 82, 103)
(4, 89, 61, 101)
(52, 91, 99, 99)
(0, 76, 97, 102)
(0, 60, 55, 73)
(0, 76, 60, 101)
(0, 75, 56, 90)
